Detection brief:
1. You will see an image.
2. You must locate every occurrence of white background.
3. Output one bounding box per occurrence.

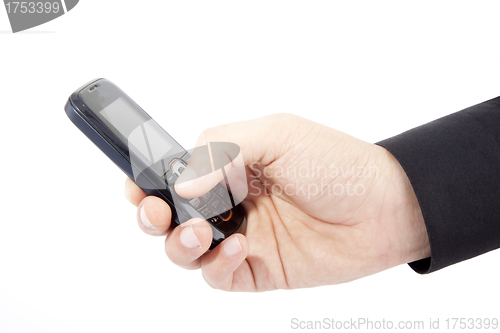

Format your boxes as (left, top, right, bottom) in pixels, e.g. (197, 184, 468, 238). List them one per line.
(1, 1, 500, 332)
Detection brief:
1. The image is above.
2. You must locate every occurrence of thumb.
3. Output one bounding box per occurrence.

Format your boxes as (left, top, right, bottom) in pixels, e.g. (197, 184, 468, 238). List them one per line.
(174, 114, 302, 199)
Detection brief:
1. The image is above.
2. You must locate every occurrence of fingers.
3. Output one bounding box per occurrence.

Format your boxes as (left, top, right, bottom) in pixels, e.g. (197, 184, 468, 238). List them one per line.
(136, 196, 172, 236)
(201, 234, 249, 291)
(127, 178, 172, 235)
(164, 218, 213, 270)
(125, 178, 146, 207)
(163, 220, 249, 286)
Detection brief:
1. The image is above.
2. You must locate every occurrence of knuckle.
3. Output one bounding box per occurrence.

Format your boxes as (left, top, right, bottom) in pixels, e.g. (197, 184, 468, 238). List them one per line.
(266, 112, 299, 123)
(201, 269, 226, 291)
(201, 264, 232, 291)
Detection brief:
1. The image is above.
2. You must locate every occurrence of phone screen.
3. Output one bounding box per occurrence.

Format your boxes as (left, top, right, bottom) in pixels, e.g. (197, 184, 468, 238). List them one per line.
(100, 97, 145, 140)
(99, 97, 180, 179)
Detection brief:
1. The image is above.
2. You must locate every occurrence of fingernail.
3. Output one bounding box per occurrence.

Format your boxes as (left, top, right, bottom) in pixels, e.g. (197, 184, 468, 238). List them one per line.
(223, 237, 242, 256)
(180, 221, 202, 249)
(140, 205, 155, 230)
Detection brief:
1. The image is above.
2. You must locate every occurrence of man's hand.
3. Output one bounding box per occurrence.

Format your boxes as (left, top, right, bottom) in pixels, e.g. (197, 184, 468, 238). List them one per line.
(124, 114, 430, 291)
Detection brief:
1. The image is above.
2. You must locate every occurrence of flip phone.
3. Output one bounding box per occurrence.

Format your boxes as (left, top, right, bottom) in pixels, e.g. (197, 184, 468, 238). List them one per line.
(65, 78, 246, 248)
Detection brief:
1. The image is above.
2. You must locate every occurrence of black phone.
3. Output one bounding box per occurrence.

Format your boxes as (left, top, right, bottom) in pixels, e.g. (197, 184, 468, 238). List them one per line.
(65, 78, 246, 249)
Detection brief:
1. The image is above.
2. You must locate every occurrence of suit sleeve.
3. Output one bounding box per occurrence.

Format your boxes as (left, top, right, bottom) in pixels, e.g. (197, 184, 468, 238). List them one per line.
(376, 96, 500, 273)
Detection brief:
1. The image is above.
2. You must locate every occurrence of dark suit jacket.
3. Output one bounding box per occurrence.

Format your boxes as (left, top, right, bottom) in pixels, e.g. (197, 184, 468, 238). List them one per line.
(377, 96, 500, 273)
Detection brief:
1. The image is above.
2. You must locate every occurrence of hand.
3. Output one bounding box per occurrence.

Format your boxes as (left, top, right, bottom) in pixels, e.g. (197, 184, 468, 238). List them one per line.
(124, 114, 430, 291)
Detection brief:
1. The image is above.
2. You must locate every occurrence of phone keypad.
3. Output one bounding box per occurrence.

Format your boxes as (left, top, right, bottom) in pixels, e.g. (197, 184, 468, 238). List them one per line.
(213, 184, 230, 202)
(201, 205, 216, 218)
(189, 184, 232, 222)
(208, 195, 225, 213)
(188, 197, 204, 210)
(200, 190, 214, 203)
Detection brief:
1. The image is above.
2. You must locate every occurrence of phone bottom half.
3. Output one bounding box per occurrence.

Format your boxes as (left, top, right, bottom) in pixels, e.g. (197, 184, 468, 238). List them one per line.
(135, 173, 247, 250)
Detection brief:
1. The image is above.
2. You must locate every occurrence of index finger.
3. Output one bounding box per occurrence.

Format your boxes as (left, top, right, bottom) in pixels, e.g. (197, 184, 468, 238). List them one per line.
(124, 177, 147, 207)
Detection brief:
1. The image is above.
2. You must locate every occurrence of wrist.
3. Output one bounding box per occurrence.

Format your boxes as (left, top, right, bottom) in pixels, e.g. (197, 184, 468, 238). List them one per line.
(378, 146, 431, 265)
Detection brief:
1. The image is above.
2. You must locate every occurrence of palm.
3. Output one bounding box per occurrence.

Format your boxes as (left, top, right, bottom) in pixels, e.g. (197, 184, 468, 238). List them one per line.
(226, 142, 399, 291)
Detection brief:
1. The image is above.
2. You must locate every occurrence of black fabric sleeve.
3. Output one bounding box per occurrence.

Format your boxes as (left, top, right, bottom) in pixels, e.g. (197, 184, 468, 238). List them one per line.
(376, 96, 500, 273)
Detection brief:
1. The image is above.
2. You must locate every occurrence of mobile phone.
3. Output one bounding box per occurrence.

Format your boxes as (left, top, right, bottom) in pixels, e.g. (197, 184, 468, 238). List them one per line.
(65, 78, 246, 249)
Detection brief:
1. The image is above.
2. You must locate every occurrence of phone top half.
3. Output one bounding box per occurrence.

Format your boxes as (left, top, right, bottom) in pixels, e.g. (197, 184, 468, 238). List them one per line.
(65, 78, 246, 248)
